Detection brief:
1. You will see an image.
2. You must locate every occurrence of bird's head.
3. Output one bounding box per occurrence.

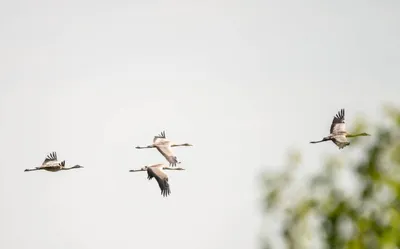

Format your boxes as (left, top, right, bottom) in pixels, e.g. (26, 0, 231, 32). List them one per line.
(183, 143, 193, 146)
(360, 132, 371, 136)
(72, 165, 84, 169)
(175, 167, 186, 171)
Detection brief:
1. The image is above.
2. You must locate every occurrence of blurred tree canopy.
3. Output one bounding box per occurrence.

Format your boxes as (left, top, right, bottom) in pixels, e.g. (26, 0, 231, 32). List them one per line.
(261, 106, 400, 249)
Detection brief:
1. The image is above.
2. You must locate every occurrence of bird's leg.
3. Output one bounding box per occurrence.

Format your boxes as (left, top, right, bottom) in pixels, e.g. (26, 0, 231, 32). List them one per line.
(310, 137, 331, 144)
(135, 145, 155, 149)
(310, 140, 325, 144)
(24, 168, 41, 172)
(129, 168, 146, 172)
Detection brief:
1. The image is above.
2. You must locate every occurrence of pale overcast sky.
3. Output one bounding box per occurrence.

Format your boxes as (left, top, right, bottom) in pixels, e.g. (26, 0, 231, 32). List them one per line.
(0, 0, 399, 249)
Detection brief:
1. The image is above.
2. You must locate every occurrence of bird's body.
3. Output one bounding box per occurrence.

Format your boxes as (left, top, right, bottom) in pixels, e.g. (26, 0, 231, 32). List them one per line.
(135, 131, 193, 166)
(24, 152, 84, 172)
(129, 164, 185, 197)
(310, 109, 370, 149)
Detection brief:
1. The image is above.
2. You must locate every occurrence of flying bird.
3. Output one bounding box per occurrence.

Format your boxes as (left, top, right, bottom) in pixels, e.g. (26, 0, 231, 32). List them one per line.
(129, 164, 185, 197)
(310, 109, 371, 149)
(135, 131, 193, 166)
(24, 152, 84, 172)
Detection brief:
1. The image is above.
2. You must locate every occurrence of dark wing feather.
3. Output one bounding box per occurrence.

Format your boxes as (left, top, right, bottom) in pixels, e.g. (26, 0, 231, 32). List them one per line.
(42, 152, 58, 165)
(40, 160, 64, 169)
(153, 131, 178, 166)
(147, 168, 155, 180)
(147, 167, 171, 197)
(155, 147, 179, 167)
(330, 109, 345, 134)
(153, 131, 166, 143)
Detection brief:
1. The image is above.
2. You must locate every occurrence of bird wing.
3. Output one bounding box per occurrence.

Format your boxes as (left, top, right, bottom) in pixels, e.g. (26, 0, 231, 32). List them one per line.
(153, 131, 167, 143)
(154, 140, 179, 166)
(147, 166, 171, 197)
(42, 152, 58, 165)
(146, 164, 163, 180)
(40, 161, 64, 169)
(330, 109, 346, 135)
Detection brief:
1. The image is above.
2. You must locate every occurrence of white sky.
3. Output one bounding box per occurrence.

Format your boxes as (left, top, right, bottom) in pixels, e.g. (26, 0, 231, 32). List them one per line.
(0, 0, 399, 249)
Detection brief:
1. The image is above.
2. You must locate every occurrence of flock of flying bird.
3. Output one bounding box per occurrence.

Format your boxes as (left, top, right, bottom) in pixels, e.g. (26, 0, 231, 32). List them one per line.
(23, 109, 370, 197)
(24, 131, 193, 197)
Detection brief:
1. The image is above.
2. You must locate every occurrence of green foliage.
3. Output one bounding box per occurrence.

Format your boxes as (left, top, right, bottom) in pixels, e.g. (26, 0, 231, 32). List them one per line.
(261, 106, 400, 249)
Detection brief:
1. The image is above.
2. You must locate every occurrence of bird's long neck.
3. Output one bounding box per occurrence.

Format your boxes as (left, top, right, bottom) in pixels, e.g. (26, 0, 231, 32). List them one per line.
(346, 133, 367, 138)
(164, 167, 185, 171)
(171, 143, 186, 147)
(61, 166, 78, 170)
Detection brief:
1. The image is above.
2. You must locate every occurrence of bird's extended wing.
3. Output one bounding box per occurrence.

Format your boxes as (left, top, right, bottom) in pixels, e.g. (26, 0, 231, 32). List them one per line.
(42, 152, 58, 165)
(330, 109, 346, 135)
(155, 143, 179, 166)
(40, 161, 64, 169)
(153, 131, 167, 143)
(147, 166, 171, 197)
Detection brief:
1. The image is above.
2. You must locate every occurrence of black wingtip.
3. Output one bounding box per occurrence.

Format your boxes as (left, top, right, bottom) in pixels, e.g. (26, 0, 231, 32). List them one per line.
(155, 131, 166, 138)
(161, 189, 171, 197)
